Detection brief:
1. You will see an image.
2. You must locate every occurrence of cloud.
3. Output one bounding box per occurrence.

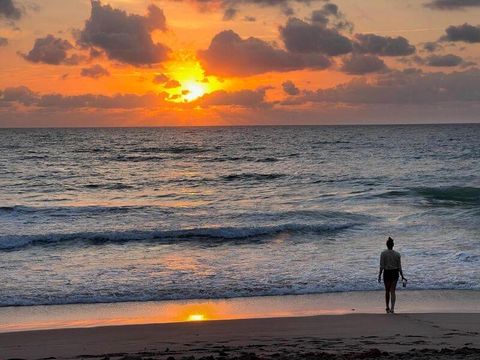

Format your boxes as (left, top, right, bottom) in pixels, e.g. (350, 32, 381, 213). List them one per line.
(340, 54, 387, 74)
(442, 23, 480, 43)
(426, 53, 464, 67)
(353, 33, 416, 56)
(280, 17, 353, 56)
(0, 37, 8, 46)
(223, 7, 237, 20)
(0, 86, 37, 105)
(294, 69, 480, 105)
(164, 79, 181, 88)
(422, 41, 442, 52)
(310, 3, 353, 32)
(78, 1, 169, 65)
(0, 0, 21, 20)
(0, 86, 168, 109)
(198, 30, 331, 77)
(425, 0, 480, 10)
(174, 0, 317, 20)
(196, 87, 268, 107)
(80, 64, 110, 78)
(152, 73, 169, 84)
(282, 80, 300, 95)
(20, 35, 80, 65)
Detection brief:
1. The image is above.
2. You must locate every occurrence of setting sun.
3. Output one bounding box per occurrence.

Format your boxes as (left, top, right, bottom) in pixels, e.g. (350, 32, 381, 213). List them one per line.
(182, 80, 207, 102)
(160, 54, 224, 103)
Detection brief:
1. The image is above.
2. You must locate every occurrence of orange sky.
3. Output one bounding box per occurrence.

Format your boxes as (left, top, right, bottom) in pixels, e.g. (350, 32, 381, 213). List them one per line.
(1, 0, 480, 126)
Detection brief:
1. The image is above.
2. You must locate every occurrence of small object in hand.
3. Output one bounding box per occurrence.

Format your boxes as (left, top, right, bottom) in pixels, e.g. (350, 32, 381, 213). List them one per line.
(402, 278, 407, 288)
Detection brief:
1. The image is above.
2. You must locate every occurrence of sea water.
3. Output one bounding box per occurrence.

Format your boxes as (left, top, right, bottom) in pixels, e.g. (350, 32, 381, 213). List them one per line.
(0, 125, 479, 307)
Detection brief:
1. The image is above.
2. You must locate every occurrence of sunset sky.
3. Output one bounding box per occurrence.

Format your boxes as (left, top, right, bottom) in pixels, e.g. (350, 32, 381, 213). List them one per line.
(1, 0, 479, 126)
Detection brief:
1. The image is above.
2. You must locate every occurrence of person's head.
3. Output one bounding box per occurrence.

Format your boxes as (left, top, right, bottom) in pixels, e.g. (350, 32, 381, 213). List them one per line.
(386, 237, 394, 249)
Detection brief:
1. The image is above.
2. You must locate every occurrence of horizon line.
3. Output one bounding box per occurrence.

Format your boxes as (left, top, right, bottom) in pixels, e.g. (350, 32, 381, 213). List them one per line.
(0, 122, 479, 130)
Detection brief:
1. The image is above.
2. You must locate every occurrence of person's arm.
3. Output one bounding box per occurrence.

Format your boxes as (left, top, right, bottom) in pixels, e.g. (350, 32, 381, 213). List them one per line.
(399, 254, 406, 281)
(378, 254, 384, 283)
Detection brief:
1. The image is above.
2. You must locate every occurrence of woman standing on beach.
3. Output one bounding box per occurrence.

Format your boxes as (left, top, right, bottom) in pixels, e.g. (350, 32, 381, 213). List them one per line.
(378, 237, 406, 313)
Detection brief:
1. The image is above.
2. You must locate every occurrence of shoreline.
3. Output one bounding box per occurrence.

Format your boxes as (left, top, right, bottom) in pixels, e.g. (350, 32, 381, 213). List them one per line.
(1, 289, 479, 333)
(1, 313, 479, 360)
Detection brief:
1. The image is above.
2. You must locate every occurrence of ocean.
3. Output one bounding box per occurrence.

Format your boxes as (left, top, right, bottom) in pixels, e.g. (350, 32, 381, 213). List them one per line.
(0, 125, 479, 307)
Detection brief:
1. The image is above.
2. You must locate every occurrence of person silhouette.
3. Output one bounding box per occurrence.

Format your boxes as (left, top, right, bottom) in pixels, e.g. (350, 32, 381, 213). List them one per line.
(378, 237, 406, 313)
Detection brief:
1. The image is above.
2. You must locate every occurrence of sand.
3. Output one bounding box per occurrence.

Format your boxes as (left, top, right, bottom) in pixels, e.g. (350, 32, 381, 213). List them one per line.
(2, 290, 480, 333)
(1, 313, 479, 360)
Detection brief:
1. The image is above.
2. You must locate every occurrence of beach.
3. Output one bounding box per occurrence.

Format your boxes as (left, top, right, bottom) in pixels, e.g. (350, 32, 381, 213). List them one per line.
(1, 290, 480, 360)
(1, 312, 480, 360)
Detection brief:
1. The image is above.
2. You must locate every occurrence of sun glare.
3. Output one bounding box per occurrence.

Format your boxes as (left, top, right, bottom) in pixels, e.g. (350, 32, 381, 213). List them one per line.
(160, 55, 223, 103)
(183, 80, 207, 102)
(187, 314, 206, 321)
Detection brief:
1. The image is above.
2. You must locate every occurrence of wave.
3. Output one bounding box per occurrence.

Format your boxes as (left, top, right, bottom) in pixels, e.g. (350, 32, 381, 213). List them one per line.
(83, 183, 135, 190)
(110, 155, 165, 162)
(136, 146, 210, 154)
(171, 172, 286, 183)
(0, 204, 172, 216)
(201, 156, 280, 163)
(0, 222, 358, 251)
(3, 282, 480, 308)
(414, 186, 480, 205)
(374, 186, 480, 205)
(220, 173, 286, 182)
(453, 251, 480, 263)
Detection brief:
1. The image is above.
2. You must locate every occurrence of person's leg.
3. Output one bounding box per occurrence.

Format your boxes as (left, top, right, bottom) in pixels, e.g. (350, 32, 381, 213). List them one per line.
(384, 280, 391, 312)
(390, 279, 398, 312)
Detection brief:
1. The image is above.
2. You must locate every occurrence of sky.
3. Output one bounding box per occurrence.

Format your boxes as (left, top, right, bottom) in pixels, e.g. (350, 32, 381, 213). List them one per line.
(0, 0, 480, 127)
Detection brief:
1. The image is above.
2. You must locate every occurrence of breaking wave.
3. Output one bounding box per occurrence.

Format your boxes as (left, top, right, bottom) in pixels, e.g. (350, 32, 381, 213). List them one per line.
(0, 222, 358, 251)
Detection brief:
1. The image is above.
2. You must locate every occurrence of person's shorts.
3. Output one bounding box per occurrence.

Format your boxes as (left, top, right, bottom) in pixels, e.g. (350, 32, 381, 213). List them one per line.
(383, 269, 399, 283)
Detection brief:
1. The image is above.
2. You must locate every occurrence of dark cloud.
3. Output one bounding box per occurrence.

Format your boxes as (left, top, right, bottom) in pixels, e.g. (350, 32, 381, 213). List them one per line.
(310, 3, 353, 32)
(295, 69, 480, 105)
(426, 53, 464, 66)
(0, 85, 168, 109)
(0, 0, 22, 20)
(164, 79, 181, 88)
(1, 86, 37, 105)
(0, 36, 8, 46)
(78, 1, 169, 65)
(175, 0, 317, 20)
(152, 73, 169, 84)
(198, 30, 331, 77)
(442, 23, 480, 43)
(425, 0, 480, 9)
(196, 88, 268, 107)
(282, 80, 300, 95)
(353, 33, 416, 56)
(80, 64, 110, 78)
(280, 17, 352, 56)
(423, 41, 442, 52)
(243, 16, 256, 22)
(340, 54, 387, 74)
(223, 7, 237, 20)
(20, 35, 79, 65)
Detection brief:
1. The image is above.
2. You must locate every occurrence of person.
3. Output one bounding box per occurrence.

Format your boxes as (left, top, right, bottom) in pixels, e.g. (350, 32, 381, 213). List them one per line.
(378, 237, 406, 313)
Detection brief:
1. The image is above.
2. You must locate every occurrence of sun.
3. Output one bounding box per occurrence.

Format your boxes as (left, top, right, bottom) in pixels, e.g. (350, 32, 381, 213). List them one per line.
(159, 54, 224, 103)
(182, 80, 208, 102)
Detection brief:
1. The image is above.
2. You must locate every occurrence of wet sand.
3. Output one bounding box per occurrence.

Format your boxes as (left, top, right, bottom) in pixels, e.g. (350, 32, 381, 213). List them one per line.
(1, 313, 479, 360)
(2, 290, 480, 333)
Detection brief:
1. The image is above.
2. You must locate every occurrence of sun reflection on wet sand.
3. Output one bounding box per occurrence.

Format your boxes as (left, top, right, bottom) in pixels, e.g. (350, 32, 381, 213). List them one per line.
(2, 290, 479, 333)
(187, 314, 206, 321)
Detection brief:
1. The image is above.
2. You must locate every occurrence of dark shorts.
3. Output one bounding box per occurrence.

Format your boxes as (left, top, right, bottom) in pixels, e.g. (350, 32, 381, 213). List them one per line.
(383, 269, 399, 283)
